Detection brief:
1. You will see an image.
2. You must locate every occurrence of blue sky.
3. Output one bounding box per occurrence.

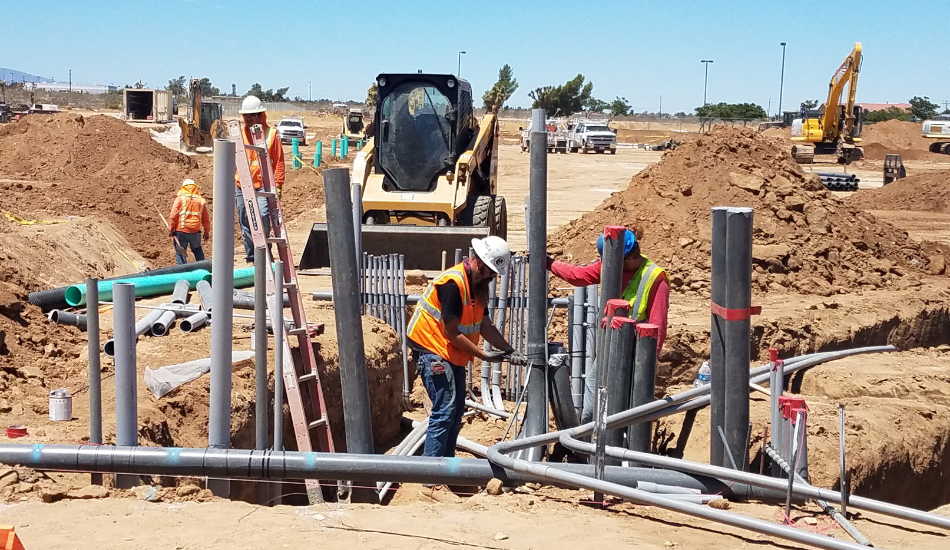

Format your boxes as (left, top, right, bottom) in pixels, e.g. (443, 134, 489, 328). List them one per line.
(2, 0, 945, 114)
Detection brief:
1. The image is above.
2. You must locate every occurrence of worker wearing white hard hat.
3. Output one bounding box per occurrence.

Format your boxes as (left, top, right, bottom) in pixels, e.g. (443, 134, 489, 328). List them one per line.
(407, 235, 524, 465)
(235, 95, 285, 263)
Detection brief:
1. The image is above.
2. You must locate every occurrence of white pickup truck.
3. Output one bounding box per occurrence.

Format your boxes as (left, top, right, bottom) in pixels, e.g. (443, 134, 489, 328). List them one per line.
(568, 119, 617, 154)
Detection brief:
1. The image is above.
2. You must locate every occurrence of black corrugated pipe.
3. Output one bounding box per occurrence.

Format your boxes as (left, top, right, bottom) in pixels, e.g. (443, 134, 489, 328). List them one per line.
(27, 260, 213, 312)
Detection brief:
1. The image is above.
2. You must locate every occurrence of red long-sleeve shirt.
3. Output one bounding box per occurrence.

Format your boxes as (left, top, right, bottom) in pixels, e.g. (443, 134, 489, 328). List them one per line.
(548, 258, 669, 353)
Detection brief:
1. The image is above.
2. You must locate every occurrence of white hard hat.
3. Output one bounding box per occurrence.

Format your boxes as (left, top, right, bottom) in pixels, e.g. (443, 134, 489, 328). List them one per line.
(182, 178, 195, 186)
(239, 95, 266, 114)
(471, 236, 511, 275)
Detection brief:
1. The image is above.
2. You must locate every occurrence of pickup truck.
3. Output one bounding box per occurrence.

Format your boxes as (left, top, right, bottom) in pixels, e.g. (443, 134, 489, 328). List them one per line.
(276, 117, 306, 146)
(519, 120, 568, 154)
(568, 120, 617, 154)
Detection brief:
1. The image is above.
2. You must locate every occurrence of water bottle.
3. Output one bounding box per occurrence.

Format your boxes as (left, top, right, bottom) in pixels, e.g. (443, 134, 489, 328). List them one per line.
(693, 361, 711, 387)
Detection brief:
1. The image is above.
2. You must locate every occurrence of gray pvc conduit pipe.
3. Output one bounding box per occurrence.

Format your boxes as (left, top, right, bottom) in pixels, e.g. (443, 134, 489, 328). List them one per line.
(196, 280, 213, 311)
(179, 311, 209, 333)
(765, 445, 872, 545)
(311, 290, 571, 308)
(233, 289, 289, 310)
(171, 279, 190, 305)
(150, 310, 177, 336)
(48, 309, 87, 332)
(102, 308, 164, 357)
(466, 399, 512, 419)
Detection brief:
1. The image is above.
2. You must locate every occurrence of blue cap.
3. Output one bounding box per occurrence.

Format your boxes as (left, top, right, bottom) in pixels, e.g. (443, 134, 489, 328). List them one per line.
(597, 230, 637, 258)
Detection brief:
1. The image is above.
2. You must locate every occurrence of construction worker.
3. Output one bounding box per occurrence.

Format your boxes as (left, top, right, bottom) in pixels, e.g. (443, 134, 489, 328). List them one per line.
(168, 178, 211, 264)
(235, 95, 285, 263)
(546, 229, 669, 423)
(407, 236, 524, 459)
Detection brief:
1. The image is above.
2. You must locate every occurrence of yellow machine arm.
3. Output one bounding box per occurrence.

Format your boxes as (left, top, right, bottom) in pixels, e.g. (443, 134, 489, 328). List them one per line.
(455, 113, 496, 190)
(821, 43, 862, 141)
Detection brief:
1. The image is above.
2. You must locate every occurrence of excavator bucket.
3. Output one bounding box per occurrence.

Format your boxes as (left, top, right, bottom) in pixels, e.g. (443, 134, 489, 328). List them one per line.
(299, 224, 489, 271)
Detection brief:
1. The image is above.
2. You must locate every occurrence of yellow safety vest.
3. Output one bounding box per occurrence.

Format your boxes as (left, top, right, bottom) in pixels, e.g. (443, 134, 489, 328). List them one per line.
(620, 257, 666, 321)
(407, 263, 485, 366)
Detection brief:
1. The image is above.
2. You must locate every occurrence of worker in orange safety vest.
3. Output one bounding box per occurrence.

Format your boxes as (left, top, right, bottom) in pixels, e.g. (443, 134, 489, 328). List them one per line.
(168, 178, 211, 264)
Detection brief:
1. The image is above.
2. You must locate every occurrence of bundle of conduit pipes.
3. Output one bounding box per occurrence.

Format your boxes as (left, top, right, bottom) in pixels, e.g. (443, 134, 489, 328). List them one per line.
(816, 172, 860, 191)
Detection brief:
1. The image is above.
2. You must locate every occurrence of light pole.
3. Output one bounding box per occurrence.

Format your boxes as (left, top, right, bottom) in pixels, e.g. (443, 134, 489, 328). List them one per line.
(778, 42, 787, 117)
(457, 51, 467, 77)
(701, 60, 714, 105)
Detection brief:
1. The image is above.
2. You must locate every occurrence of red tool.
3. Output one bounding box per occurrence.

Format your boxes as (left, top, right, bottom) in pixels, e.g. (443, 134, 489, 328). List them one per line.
(6, 426, 27, 439)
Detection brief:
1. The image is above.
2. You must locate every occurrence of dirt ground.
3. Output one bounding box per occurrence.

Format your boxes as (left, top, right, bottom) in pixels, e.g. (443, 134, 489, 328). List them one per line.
(4, 112, 950, 549)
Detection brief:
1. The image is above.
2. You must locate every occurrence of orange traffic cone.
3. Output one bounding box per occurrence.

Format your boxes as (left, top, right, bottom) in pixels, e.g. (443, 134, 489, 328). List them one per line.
(0, 526, 25, 550)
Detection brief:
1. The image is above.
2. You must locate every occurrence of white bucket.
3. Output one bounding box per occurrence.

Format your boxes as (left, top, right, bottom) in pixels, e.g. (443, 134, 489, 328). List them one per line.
(49, 388, 72, 421)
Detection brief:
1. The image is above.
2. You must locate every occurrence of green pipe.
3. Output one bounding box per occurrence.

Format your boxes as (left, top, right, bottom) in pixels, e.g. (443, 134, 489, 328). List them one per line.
(232, 266, 256, 289)
(341, 135, 349, 159)
(292, 138, 301, 170)
(332, 139, 338, 158)
(65, 270, 212, 307)
(315, 141, 322, 167)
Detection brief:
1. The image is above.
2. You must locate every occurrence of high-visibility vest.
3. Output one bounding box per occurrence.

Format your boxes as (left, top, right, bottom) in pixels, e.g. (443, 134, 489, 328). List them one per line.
(620, 257, 666, 321)
(407, 262, 485, 366)
(176, 191, 206, 232)
(237, 126, 278, 189)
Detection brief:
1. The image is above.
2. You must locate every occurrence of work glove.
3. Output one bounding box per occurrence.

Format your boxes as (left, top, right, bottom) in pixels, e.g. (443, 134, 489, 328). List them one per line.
(202, 232, 210, 242)
(168, 229, 175, 237)
(482, 350, 507, 362)
(506, 351, 527, 366)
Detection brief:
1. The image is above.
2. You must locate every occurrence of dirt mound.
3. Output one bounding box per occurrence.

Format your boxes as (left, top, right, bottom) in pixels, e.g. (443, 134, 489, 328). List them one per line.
(281, 166, 325, 221)
(861, 119, 945, 161)
(0, 113, 208, 266)
(851, 168, 950, 213)
(549, 127, 947, 296)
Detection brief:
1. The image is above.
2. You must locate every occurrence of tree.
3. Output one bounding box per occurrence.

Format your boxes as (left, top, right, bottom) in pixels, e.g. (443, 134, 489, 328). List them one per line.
(608, 96, 631, 116)
(166, 75, 186, 97)
(801, 99, 819, 110)
(864, 106, 911, 124)
(909, 96, 939, 121)
(366, 83, 378, 109)
(695, 102, 767, 119)
(584, 97, 609, 113)
(673, 111, 688, 117)
(529, 74, 593, 117)
(246, 83, 289, 102)
(481, 64, 519, 114)
(198, 78, 220, 97)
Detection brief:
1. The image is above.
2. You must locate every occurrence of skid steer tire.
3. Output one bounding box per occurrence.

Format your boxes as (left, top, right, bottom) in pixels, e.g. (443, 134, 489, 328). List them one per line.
(471, 195, 494, 229)
(493, 196, 508, 240)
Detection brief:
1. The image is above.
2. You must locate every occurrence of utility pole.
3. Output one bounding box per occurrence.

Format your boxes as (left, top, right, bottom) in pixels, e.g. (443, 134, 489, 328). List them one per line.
(309, 81, 312, 102)
(701, 60, 714, 105)
(458, 51, 467, 77)
(659, 95, 662, 117)
(768, 98, 772, 118)
(69, 70, 72, 93)
(778, 42, 787, 116)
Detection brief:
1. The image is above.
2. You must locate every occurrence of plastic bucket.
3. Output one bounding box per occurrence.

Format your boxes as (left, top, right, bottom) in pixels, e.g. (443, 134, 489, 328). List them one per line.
(49, 388, 72, 421)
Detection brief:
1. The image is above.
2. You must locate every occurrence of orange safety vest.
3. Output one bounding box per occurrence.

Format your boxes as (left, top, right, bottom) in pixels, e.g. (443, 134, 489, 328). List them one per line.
(407, 263, 485, 366)
(172, 183, 208, 233)
(236, 126, 279, 189)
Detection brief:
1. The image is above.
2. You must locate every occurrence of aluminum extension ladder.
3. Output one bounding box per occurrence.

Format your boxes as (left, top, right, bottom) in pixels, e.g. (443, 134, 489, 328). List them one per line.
(228, 120, 335, 504)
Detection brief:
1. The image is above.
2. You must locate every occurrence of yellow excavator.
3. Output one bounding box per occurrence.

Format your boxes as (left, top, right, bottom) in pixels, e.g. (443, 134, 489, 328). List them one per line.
(791, 43, 865, 164)
(301, 73, 505, 270)
(178, 78, 225, 153)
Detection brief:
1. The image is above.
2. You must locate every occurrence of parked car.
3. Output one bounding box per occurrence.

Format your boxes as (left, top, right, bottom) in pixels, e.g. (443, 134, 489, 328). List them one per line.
(568, 119, 617, 154)
(275, 117, 306, 146)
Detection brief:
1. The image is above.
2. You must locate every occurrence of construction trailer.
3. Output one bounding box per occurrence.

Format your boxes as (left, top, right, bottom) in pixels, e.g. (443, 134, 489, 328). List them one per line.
(123, 88, 174, 123)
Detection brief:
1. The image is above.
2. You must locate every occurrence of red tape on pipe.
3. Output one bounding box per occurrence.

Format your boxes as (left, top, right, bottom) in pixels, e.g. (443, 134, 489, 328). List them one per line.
(603, 225, 626, 240)
(710, 302, 762, 320)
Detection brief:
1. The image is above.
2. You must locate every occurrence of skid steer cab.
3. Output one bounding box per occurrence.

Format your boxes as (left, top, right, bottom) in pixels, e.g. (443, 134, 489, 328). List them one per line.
(301, 73, 507, 271)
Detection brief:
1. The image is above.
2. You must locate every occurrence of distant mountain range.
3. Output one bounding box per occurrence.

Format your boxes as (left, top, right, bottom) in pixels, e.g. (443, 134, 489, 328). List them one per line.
(0, 68, 53, 83)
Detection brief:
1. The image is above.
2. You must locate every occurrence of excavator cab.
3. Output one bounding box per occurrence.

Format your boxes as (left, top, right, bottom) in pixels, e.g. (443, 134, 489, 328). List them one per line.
(300, 73, 504, 271)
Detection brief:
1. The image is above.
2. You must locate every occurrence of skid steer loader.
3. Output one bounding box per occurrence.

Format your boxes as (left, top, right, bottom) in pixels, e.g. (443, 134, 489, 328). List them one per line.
(300, 73, 506, 271)
(178, 78, 225, 153)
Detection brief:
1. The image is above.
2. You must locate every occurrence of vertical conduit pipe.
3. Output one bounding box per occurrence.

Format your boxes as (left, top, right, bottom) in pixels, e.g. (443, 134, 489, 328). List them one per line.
(605, 318, 636, 461)
(591, 227, 626, 424)
(272, 260, 285, 453)
(492, 267, 510, 410)
(253, 246, 268, 504)
(769, 349, 783, 476)
(112, 282, 138, 489)
(629, 324, 659, 453)
(723, 207, 753, 470)
(570, 286, 586, 415)
(524, 109, 549, 461)
(709, 207, 728, 466)
(398, 255, 410, 401)
(208, 138, 235, 497)
(584, 284, 598, 409)
(86, 277, 102, 486)
(323, 168, 376, 502)
(352, 182, 362, 266)
(481, 278, 496, 407)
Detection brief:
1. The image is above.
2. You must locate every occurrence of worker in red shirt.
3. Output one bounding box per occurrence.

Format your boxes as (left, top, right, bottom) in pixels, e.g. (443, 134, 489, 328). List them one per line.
(547, 229, 669, 423)
(235, 95, 285, 263)
(168, 178, 211, 264)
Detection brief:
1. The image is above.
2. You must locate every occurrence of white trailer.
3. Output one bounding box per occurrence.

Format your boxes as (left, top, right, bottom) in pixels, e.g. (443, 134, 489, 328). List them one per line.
(123, 88, 173, 123)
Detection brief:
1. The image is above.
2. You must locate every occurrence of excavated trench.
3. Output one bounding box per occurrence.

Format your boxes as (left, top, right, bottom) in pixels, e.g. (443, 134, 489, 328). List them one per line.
(657, 298, 950, 512)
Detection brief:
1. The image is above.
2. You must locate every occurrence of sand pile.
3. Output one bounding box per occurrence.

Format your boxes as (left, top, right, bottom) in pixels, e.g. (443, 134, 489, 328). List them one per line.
(861, 119, 943, 161)
(550, 127, 947, 297)
(0, 113, 207, 266)
(851, 168, 950, 213)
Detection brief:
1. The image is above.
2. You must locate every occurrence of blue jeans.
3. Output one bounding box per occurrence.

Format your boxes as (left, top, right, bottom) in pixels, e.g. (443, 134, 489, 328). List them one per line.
(416, 351, 466, 458)
(174, 231, 205, 265)
(235, 187, 271, 261)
